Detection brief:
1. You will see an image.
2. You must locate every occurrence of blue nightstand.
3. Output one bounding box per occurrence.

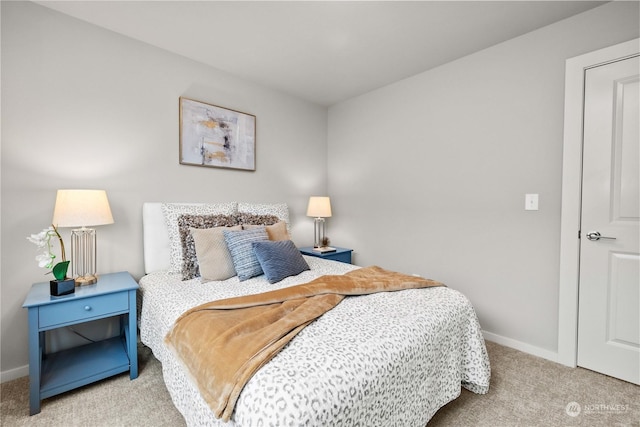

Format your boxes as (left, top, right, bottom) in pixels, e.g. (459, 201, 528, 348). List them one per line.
(299, 247, 353, 264)
(22, 271, 138, 415)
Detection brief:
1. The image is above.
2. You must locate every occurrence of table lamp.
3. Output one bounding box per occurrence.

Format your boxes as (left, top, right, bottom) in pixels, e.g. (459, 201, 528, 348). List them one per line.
(52, 189, 114, 285)
(306, 196, 335, 253)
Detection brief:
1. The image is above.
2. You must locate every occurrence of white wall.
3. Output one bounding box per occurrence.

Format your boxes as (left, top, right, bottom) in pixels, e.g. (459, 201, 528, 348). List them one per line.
(327, 1, 639, 359)
(1, 1, 327, 378)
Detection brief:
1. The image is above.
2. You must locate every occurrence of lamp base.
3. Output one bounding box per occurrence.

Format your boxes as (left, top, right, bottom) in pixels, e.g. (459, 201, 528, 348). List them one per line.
(71, 227, 98, 286)
(75, 275, 98, 286)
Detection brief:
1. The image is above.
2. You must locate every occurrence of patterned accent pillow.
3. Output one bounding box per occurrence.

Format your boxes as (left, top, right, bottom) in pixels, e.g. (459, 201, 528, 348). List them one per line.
(223, 228, 269, 281)
(252, 240, 310, 284)
(242, 221, 290, 241)
(236, 213, 281, 227)
(161, 202, 237, 273)
(178, 214, 239, 280)
(191, 226, 241, 282)
(238, 203, 290, 231)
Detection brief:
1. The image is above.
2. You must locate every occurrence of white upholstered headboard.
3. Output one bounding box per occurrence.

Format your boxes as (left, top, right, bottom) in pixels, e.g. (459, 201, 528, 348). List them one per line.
(142, 203, 170, 274)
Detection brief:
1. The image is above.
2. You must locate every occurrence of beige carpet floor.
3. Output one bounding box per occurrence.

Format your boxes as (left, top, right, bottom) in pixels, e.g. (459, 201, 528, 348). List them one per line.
(1, 341, 638, 426)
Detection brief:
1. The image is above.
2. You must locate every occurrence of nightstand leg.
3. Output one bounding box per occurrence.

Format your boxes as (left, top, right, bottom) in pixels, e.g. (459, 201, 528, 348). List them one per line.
(127, 289, 138, 379)
(27, 308, 41, 415)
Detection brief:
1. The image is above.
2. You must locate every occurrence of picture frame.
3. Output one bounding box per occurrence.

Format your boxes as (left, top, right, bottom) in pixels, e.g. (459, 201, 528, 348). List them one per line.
(179, 97, 256, 171)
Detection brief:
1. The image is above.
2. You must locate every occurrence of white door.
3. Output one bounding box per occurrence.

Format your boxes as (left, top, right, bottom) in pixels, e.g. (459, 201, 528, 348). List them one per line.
(577, 55, 640, 385)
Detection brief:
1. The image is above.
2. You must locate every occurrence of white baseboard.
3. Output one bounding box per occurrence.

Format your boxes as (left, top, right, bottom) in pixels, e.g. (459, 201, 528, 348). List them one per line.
(1, 364, 28, 384)
(483, 330, 560, 364)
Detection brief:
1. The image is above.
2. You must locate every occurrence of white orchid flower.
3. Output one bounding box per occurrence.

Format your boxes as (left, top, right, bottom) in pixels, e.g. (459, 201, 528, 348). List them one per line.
(35, 252, 54, 269)
(28, 226, 65, 275)
(27, 228, 52, 248)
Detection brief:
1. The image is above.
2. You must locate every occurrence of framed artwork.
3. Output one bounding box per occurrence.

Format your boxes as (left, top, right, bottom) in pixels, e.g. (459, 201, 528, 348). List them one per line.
(179, 97, 256, 171)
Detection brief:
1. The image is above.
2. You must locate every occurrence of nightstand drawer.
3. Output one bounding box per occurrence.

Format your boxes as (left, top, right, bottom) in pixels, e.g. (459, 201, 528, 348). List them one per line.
(39, 292, 129, 329)
(322, 251, 352, 263)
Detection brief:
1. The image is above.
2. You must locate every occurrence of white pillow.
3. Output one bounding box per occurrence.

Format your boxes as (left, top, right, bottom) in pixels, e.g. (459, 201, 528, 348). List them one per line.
(161, 202, 237, 273)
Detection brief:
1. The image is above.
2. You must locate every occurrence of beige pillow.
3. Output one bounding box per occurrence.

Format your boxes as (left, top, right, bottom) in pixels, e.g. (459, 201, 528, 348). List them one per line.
(191, 225, 241, 282)
(244, 221, 290, 241)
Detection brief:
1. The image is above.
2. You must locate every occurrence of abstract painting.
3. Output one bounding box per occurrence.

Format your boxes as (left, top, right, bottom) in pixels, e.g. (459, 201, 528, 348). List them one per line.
(179, 97, 256, 171)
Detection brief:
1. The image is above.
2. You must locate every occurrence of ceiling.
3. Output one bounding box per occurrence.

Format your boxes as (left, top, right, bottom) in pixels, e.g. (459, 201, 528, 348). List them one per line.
(36, 1, 607, 106)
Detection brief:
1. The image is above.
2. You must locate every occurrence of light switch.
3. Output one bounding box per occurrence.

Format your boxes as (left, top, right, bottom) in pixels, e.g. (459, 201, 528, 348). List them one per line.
(525, 194, 539, 211)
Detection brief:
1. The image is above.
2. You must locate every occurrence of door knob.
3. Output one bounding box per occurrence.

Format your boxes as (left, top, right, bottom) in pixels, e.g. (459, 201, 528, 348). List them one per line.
(586, 231, 616, 241)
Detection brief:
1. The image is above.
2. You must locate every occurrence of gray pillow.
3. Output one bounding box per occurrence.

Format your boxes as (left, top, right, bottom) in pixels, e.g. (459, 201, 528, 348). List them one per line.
(178, 214, 238, 280)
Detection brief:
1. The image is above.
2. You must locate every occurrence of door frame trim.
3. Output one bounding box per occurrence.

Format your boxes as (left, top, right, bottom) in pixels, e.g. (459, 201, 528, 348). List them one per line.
(558, 38, 639, 367)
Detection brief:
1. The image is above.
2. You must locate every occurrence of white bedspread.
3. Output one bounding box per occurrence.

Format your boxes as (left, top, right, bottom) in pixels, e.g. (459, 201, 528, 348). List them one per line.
(139, 256, 490, 426)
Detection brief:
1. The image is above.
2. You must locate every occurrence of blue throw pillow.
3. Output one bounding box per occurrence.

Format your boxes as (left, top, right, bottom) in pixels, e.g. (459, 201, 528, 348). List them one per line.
(223, 227, 269, 281)
(252, 240, 310, 284)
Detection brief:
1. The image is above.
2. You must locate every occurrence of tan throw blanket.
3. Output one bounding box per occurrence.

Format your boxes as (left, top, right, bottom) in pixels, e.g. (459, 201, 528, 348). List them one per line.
(164, 266, 443, 421)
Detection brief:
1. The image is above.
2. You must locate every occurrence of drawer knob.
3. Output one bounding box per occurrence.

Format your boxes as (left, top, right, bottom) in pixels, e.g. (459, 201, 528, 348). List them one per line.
(84, 306, 91, 311)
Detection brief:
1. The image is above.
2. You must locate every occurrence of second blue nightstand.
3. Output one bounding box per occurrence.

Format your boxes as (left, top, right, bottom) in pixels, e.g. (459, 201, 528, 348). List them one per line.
(299, 247, 353, 264)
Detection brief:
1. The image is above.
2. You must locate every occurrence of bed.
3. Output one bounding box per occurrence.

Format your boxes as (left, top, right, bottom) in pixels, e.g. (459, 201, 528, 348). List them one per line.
(138, 202, 490, 426)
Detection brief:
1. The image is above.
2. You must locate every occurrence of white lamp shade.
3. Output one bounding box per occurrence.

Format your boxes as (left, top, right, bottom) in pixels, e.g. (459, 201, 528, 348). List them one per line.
(52, 189, 114, 227)
(307, 196, 332, 218)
